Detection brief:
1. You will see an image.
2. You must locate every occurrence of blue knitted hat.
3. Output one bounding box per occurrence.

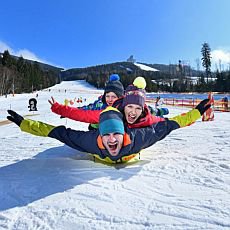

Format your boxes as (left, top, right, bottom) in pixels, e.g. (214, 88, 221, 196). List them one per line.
(99, 107, 124, 136)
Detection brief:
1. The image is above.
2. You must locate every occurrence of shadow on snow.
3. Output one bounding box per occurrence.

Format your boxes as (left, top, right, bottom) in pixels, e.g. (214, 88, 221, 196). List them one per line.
(0, 145, 145, 211)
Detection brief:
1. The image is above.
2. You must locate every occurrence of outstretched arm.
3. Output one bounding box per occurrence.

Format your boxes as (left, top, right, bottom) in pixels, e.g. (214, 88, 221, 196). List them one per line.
(130, 99, 211, 152)
(7, 110, 100, 154)
(169, 99, 211, 127)
(7, 109, 56, 137)
(49, 96, 101, 124)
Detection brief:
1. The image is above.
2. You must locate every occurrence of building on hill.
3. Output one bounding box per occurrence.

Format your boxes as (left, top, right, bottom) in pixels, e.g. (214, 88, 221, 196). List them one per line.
(127, 55, 136, 63)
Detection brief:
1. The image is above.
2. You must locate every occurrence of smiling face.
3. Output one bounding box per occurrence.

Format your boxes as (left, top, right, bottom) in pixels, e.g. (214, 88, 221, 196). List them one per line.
(105, 92, 119, 106)
(124, 104, 143, 124)
(102, 133, 124, 157)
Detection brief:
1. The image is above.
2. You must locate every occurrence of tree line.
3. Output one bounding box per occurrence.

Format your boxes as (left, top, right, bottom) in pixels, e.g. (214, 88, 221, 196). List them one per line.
(1, 42, 229, 95)
(63, 43, 230, 93)
(0, 50, 61, 96)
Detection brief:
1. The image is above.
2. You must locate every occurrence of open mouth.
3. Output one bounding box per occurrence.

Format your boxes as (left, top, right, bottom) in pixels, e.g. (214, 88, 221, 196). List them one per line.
(127, 114, 136, 123)
(108, 142, 118, 155)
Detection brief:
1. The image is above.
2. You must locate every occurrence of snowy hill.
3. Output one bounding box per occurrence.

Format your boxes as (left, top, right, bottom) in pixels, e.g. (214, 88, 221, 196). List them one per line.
(0, 80, 229, 229)
(134, 62, 159, 71)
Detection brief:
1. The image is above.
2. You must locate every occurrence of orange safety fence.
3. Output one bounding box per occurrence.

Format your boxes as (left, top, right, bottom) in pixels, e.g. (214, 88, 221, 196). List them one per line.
(146, 98, 230, 112)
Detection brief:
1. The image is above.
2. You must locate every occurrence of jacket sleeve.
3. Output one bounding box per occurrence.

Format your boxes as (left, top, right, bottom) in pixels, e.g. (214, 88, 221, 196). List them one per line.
(20, 119, 101, 154)
(130, 119, 180, 152)
(169, 108, 201, 127)
(20, 119, 55, 136)
(130, 108, 201, 152)
(51, 102, 101, 123)
(48, 126, 100, 153)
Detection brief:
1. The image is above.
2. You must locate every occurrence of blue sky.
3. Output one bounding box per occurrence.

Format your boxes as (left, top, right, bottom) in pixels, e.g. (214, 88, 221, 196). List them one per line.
(1, 0, 230, 70)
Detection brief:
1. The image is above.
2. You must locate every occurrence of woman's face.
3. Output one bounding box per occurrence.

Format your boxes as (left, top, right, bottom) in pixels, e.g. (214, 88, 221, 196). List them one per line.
(124, 104, 142, 124)
(105, 92, 118, 106)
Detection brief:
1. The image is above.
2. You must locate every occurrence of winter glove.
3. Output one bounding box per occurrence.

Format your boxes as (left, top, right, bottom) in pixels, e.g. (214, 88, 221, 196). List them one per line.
(7, 110, 24, 126)
(195, 99, 211, 115)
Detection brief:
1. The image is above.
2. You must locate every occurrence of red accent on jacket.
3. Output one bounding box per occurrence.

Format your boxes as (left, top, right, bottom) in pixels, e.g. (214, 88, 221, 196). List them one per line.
(51, 102, 165, 128)
(51, 102, 101, 123)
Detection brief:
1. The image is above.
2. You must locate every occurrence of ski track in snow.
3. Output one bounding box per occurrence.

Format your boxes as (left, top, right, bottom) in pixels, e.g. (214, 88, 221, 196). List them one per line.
(0, 80, 229, 230)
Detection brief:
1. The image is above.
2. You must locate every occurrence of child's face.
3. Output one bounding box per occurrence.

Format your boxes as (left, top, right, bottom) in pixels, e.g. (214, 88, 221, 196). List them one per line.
(124, 104, 143, 124)
(105, 92, 118, 106)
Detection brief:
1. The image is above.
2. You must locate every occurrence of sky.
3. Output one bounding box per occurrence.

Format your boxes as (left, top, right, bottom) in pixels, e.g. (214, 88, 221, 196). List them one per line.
(1, 0, 230, 71)
(0, 80, 229, 229)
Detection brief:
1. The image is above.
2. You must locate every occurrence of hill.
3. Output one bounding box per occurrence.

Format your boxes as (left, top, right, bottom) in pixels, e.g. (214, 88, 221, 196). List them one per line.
(1, 50, 209, 94)
(60, 61, 199, 82)
(0, 51, 62, 95)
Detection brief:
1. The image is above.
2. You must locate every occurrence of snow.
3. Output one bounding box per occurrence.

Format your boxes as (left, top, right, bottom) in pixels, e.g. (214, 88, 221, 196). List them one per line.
(134, 63, 159, 71)
(0, 80, 229, 230)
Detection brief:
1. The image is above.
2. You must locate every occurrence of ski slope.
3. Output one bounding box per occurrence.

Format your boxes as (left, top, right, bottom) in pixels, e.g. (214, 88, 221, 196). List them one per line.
(0, 80, 229, 230)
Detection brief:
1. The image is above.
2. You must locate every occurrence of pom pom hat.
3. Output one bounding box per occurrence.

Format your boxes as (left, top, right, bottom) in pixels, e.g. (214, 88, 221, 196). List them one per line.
(103, 74, 124, 99)
(133, 76, 146, 89)
(109, 74, 120, 81)
(122, 77, 146, 109)
(99, 107, 124, 136)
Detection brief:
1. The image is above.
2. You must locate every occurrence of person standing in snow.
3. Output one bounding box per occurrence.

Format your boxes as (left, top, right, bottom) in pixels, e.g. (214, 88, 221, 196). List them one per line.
(7, 99, 210, 164)
(222, 96, 228, 111)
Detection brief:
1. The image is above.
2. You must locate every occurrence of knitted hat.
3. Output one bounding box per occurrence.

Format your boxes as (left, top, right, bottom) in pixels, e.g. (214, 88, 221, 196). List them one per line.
(102, 74, 124, 103)
(99, 107, 124, 136)
(122, 77, 146, 109)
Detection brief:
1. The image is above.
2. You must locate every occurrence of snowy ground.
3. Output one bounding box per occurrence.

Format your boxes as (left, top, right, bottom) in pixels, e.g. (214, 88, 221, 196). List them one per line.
(0, 80, 229, 230)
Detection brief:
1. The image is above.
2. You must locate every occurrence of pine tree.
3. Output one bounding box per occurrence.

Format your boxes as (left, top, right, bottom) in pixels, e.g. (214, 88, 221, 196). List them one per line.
(2, 50, 13, 67)
(201, 42, 212, 83)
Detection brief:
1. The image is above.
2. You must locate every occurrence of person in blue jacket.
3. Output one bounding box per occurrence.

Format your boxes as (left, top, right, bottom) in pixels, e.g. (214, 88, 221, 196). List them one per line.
(78, 73, 124, 130)
(80, 74, 124, 110)
(7, 99, 210, 164)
